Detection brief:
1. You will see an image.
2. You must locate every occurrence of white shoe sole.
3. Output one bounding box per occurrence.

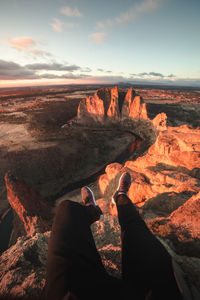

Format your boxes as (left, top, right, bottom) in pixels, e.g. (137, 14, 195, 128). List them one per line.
(116, 173, 125, 191)
(86, 186, 98, 206)
(112, 173, 130, 204)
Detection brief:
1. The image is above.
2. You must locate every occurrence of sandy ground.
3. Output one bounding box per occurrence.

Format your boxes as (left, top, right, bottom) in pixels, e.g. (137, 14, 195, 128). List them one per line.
(0, 122, 60, 152)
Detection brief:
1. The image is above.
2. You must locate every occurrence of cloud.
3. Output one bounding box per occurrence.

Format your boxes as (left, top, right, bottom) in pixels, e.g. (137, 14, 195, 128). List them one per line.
(50, 19, 78, 32)
(5, 36, 52, 57)
(6, 37, 35, 51)
(60, 6, 83, 17)
(0, 59, 38, 80)
(115, 0, 161, 24)
(168, 74, 176, 78)
(137, 72, 165, 78)
(0, 60, 199, 87)
(25, 62, 81, 72)
(97, 68, 104, 72)
(97, 0, 161, 29)
(129, 72, 177, 81)
(89, 74, 200, 88)
(39, 72, 90, 79)
(51, 18, 63, 32)
(149, 72, 164, 77)
(139, 72, 148, 76)
(88, 32, 107, 44)
(81, 67, 92, 72)
(0, 59, 89, 80)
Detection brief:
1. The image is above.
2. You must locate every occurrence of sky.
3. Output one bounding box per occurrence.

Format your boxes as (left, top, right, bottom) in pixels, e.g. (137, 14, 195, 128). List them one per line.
(0, 0, 200, 87)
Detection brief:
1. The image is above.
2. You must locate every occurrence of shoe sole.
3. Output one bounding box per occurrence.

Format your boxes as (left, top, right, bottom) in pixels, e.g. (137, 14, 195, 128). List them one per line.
(116, 173, 125, 192)
(112, 173, 130, 204)
(111, 195, 116, 205)
(86, 186, 98, 206)
(112, 173, 125, 204)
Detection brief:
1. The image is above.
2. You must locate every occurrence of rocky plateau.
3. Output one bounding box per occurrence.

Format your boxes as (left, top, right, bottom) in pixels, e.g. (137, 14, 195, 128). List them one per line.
(0, 86, 200, 298)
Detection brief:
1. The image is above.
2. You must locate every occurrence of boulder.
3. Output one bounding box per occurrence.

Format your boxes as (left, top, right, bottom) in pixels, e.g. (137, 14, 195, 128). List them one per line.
(0, 232, 50, 298)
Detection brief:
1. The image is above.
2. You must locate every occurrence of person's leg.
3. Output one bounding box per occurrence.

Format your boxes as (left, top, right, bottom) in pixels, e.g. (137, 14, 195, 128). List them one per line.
(45, 199, 109, 300)
(45, 187, 123, 300)
(113, 173, 182, 299)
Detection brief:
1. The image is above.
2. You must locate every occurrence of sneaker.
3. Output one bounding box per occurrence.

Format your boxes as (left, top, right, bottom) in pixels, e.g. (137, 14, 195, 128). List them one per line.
(81, 186, 98, 207)
(112, 172, 131, 203)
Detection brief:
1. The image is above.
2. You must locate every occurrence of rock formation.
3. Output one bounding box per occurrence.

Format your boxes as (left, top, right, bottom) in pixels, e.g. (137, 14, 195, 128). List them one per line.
(152, 112, 167, 131)
(147, 191, 200, 256)
(1, 86, 200, 297)
(121, 87, 136, 118)
(99, 125, 200, 206)
(0, 232, 50, 298)
(5, 172, 53, 239)
(77, 86, 148, 123)
(77, 93, 105, 123)
(107, 86, 120, 120)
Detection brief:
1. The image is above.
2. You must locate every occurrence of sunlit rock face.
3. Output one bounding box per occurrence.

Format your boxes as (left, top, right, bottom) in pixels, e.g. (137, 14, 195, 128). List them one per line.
(77, 94, 105, 123)
(121, 87, 136, 118)
(96, 105, 200, 292)
(107, 86, 120, 120)
(5, 172, 53, 238)
(128, 95, 148, 120)
(170, 191, 200, 238)
(99, 126, 200, 206)
(147, 191, 200, 259)
(77, 86, 148, 122)
(152, 112, 167, 131)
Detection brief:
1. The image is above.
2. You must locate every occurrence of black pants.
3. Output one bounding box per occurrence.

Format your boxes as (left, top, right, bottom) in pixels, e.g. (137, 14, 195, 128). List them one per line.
(45, 196, 182, 300)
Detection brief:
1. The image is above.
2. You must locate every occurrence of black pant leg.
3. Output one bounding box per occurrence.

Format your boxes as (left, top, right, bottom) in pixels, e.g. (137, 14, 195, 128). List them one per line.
(45, 200, 113, 300)
(116, 194, 182, 299)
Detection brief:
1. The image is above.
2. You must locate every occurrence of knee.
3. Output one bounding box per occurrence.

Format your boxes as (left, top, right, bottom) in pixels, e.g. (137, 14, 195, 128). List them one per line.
(57, 199, 72, 210)
(56, 200, 82, 216)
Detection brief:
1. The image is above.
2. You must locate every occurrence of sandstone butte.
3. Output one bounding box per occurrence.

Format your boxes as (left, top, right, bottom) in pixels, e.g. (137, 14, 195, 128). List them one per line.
(0, 86, 200, 298)
(77, 86, 149, 122)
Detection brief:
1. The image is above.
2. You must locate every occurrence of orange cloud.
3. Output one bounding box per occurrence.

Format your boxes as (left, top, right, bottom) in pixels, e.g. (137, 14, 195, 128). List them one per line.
(6, 37, 36, 51)
(5, 36, 52, 57)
